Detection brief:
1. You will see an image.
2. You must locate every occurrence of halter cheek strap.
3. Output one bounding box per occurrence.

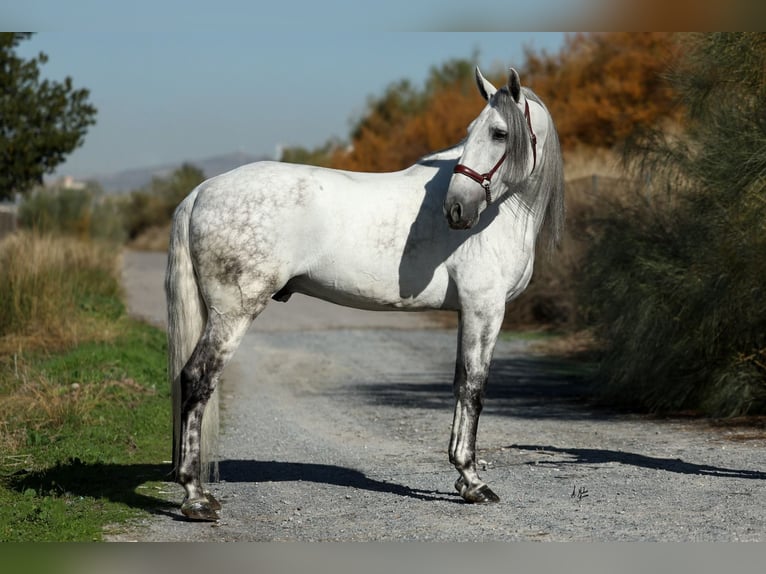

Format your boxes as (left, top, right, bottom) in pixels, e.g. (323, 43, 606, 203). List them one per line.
(453, 152, 507, 205)
(453, 99, 538, 205)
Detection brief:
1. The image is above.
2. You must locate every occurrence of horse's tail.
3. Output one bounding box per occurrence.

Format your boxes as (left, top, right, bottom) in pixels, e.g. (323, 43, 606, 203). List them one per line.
(166, 187, 219, 483)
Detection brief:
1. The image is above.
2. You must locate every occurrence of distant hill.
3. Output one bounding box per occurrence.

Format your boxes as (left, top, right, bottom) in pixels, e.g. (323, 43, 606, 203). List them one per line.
(88, 151, 270, 193)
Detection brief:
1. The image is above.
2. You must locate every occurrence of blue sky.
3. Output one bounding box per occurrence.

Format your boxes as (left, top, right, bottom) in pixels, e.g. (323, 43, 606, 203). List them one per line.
(7, 2, 570, 178)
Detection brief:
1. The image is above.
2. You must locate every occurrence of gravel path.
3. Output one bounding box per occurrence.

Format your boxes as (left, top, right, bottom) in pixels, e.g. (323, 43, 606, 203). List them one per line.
(110, 250, 766, 541)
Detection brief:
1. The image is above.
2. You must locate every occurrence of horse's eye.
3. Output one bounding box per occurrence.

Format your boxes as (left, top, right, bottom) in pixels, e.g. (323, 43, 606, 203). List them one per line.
(491, 128, 507, 141)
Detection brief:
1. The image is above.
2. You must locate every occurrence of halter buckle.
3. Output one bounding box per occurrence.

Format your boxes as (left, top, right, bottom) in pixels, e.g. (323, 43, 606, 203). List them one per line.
(481, 179, 492, 203)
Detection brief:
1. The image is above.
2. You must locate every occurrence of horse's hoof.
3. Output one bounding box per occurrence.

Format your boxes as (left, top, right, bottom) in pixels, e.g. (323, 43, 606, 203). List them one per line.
(181, 497, 220, 521)
(462, 484, 500, 504)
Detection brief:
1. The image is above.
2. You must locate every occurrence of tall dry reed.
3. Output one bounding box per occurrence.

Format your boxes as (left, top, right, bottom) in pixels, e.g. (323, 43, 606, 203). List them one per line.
(0, 231, 123, 350)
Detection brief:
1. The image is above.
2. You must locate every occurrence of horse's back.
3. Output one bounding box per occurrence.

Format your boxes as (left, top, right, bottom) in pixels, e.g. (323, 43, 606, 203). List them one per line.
(188, 159, 440, 248)
(183, 159, 460, 312)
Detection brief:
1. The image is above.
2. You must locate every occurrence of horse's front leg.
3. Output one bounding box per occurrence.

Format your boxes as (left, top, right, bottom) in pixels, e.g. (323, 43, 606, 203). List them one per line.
(449, 304, 504, 503)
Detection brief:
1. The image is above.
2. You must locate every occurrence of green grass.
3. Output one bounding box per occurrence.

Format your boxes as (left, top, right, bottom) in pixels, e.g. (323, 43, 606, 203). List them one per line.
(0, 318, 174, 541)
(0, 231, 177, 540)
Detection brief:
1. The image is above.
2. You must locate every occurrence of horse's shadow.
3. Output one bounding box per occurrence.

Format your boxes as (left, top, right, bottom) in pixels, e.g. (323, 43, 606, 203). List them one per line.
(6, 458, 178, 518)
(511, 444, 766, 480)
(351, 355, 601, 421)
(218, 459, 455, 502)
(7, 457, 457, 518)
(347, 357, 766, 482)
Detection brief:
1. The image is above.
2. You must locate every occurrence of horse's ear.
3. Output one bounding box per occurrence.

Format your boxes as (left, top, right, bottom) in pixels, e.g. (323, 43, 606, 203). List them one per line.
(508, 68, 522, 103)
(475, 66, 497, 101)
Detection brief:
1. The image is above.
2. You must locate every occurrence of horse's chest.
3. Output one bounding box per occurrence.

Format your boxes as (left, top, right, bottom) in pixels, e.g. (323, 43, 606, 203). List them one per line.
(503, 250, 535, 302)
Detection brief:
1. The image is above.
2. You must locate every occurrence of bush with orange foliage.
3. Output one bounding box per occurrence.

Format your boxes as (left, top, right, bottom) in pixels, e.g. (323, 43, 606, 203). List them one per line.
(331, 59, 486, 172)
(523, 32, 683, 150)
(324, 33, 684, 173)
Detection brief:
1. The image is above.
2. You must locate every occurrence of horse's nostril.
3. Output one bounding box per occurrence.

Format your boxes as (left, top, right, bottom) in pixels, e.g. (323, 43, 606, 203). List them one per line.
(449, 202, 463, 224)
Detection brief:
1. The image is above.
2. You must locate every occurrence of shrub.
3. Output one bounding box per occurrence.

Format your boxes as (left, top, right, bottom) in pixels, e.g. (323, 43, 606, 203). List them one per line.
(122, 163, 204, 242)
(18, 183, 127, 243)
(581, 33, 766, 416)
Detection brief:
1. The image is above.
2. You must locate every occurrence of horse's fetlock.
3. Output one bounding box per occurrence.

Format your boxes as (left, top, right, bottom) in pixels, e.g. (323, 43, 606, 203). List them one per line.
(177, 469, 194, 486)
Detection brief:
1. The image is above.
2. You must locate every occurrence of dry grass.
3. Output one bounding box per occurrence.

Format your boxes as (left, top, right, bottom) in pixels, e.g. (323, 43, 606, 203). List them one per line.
(503, 145, 633, 331)
(1, 363, 98, 453)
(0, 231, 123, 353)
(127, 223, 171, 252)
(563, 145, 623, 181)
(0, 357, 155, 455)
(0, 231, 132, 456)
(528, 329, 599, 358)
(0, 229, 170, 541)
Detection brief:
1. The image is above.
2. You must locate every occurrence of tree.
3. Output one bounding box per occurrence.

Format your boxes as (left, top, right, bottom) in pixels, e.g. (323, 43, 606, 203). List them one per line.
(280, 138, 343, 168)
(522, 33, 683, 149)
(0, 33, 97, 200)
(122, 163, 205, 240)
(277, 36, 686, 174)
(331, 58, 481, 172)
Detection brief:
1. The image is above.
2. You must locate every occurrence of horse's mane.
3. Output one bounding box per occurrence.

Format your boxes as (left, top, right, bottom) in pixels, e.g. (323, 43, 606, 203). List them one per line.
(495, 87, 565, 254)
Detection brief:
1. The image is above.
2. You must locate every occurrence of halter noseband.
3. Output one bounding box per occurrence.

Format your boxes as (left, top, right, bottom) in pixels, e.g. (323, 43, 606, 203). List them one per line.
(452, 99, 538, 205)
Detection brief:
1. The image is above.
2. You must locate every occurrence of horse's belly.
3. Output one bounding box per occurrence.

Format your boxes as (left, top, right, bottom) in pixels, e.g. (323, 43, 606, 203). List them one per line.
(281, 268, 455, 312)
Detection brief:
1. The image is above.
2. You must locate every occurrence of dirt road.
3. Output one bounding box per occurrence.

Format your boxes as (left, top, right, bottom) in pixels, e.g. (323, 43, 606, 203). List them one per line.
(112, 250, 766, 541)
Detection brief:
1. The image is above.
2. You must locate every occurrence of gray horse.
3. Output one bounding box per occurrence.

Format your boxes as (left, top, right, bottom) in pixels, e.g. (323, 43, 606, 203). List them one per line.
(166, 67, 564, 520)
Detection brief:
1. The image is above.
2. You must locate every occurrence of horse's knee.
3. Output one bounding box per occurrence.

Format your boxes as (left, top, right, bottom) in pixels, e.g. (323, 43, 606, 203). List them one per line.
(455, 383, 485, 415)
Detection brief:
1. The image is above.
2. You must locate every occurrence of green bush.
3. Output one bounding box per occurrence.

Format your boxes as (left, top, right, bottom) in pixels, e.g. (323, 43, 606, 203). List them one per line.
(122, 163, 204, 240)
(18, 183, 127, 243)
(582, 33, 766, 416)
(16, 162, 206, 246)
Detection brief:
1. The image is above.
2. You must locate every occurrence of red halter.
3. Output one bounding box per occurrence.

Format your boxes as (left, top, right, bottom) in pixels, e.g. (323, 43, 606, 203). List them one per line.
(453, 99, 537, 204)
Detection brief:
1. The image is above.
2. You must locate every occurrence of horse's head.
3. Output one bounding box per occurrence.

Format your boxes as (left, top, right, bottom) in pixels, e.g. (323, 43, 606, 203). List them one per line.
(444, 67, 545, 230)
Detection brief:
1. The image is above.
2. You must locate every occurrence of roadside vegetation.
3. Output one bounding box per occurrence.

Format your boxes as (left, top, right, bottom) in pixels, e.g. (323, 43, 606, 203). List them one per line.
(581, 33, 766, 416)
(0, 232, 172, 541)
(0, 32, 173, 542)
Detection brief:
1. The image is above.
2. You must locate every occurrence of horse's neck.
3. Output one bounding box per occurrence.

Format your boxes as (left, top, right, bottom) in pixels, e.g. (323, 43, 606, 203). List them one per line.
(497, 182, 544, 248)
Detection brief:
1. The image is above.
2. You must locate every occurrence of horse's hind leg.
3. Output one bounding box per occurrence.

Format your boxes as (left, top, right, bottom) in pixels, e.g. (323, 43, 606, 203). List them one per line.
(177, 311, 252, 521)
(449, 303, 504, 503)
